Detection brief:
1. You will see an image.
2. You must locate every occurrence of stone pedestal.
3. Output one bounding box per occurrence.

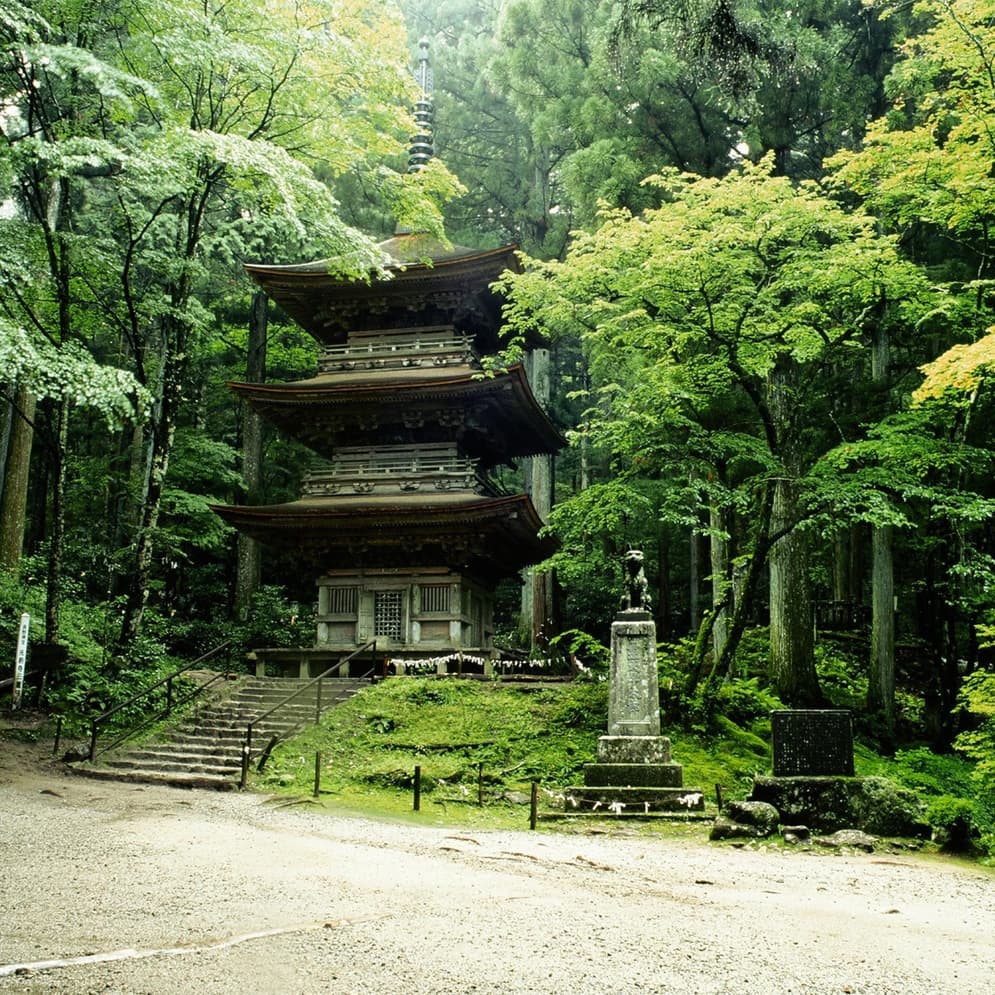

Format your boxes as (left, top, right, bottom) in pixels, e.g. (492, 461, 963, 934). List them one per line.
(607, 613, 660, 737)
(567, 612, 704, 816)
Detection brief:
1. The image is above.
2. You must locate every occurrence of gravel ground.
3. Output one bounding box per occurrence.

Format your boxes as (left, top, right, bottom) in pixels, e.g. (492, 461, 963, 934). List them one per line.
(1, 741, 994, 995)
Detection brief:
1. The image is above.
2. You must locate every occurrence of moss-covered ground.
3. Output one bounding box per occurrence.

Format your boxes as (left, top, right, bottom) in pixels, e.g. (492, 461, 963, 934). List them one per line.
(250, 677, 988, 856)
(247, 676, 975, 837)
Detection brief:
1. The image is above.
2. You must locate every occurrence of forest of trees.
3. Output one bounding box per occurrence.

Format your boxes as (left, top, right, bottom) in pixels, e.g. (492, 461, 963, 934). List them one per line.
(2, 0, 995, 790)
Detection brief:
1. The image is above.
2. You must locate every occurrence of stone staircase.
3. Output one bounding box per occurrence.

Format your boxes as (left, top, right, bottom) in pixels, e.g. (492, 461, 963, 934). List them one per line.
(72, 675, 368, 791)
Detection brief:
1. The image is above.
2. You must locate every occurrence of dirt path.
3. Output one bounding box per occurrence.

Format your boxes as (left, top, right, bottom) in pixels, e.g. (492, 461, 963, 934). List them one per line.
(1, 740, 994, 994)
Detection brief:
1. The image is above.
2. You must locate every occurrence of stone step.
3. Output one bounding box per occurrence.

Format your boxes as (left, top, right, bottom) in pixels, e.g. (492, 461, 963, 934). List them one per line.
(120, 745, 243, 764)
(104, 756, 241, 776)
(72, 765, 236, 791)
(71, 674, 366, 791)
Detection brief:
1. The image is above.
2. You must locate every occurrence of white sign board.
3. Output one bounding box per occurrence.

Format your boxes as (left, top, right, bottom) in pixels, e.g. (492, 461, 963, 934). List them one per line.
(12, 613, 29, 709)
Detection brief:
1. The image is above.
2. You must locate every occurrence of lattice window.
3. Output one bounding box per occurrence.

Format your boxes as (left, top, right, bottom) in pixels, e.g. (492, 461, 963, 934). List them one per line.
(374, 590, 404, 641)
(420, 584, 450, 613)
(327, 587, 358, 615)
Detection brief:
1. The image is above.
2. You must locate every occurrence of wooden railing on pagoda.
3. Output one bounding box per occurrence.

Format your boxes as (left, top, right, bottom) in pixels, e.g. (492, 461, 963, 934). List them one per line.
(317, 327, 476, 375)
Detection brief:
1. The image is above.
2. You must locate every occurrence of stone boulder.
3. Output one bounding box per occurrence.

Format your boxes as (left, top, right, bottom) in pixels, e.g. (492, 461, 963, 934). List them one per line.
(710, 800, 780, 841)
(749, 775, 929, 838)
(814, 830, 878, 852)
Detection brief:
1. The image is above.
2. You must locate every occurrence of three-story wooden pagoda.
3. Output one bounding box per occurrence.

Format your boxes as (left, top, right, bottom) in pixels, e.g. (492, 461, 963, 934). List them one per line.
(213, 232, 562, 673)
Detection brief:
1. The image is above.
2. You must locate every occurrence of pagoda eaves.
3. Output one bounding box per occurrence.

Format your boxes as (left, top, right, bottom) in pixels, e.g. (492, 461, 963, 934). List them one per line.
(244, 240, 520, 347)
(228, 362, 564, 465)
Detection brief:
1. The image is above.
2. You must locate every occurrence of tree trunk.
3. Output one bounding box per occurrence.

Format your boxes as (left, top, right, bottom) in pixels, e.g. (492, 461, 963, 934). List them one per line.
(656, 528, 671, 640)
(234, 291, 267, 621)
(867, 322, 896, 737)
(769, 483, 820, 704)
(118, 344, 184, 651)
(768, 360, 821, 706)
(710, 500, 729, 661)
(832, 529, 849, 602)
(689, 523, 701, 632)
(522, 346, 554, 648)
(0, 388, 36, 573)
(868, 524, 896, 737)
(45, 398, 69, 642)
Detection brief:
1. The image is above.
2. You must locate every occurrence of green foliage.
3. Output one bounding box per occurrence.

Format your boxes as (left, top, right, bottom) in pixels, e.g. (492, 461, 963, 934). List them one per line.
(657, 632, 784, 736)
(715, 678, 784, 729)
(539, 479, 668, 634)
(954, 670, 995, 835)
(501, 156, 933, 698)
(814, 641, 868, 709)
(548, 628, 610, 676)
(0, 556, 186, 734)
(925, 795, 984, 853)
(0, 322, 151, 427)
(160, 583, 312, 661)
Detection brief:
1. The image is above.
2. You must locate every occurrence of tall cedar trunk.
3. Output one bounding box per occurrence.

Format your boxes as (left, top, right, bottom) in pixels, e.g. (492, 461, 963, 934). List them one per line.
(656, 528, 671, 639)
(0, 395, 10, 503)
(869, 525, 896, 735)
(689, 522, 700, 631)
(522, 347, 554, 647)
(234, 291, 267, 621)
(768, 360, 821, 706)
(45, 398, 69, 642)
(832, 529, 849, 602)
(710, 500, 729, 661)
(867, 323, 896, 736)
(106, 423, 146, 591)
(833, 526, 864, 602)
(0, 388, 36, 573)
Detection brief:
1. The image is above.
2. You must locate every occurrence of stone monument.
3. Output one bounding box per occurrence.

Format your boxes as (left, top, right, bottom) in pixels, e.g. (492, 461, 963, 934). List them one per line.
(566, 550, 705, 815)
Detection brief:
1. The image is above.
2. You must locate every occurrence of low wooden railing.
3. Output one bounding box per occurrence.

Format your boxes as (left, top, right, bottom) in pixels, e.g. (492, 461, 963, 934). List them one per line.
(239, 640, 378, 789)
(87, 641, 233, 761)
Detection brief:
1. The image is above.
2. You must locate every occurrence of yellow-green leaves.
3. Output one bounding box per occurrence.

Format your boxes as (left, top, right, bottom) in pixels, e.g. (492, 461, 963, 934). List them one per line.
(914, 326, 995, 402)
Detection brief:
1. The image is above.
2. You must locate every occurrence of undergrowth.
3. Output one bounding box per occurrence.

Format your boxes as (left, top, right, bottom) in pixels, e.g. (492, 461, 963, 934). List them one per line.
(254, 672, 993, 855)
(255, 677, 770, 827)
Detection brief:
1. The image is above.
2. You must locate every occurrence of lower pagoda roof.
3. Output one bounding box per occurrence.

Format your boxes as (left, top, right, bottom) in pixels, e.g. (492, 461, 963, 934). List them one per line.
(228, 363, 564, 464)
(211, 492, 555, 581)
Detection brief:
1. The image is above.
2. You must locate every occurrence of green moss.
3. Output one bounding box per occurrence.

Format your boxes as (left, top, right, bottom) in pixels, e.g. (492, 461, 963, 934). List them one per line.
(253, 678, 772, 824)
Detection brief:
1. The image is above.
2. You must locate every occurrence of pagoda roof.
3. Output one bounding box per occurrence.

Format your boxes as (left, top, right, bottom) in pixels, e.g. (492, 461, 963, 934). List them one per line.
(244, 240, 520, 346)
(228, 362, 565, 463)
(211, 492, 555, 580)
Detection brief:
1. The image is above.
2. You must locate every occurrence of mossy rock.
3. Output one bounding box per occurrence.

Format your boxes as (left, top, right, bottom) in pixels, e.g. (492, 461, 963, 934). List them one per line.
(850, 776, 929, 838)
(750, 775, 853, 831)
(750, 775, 929, 837)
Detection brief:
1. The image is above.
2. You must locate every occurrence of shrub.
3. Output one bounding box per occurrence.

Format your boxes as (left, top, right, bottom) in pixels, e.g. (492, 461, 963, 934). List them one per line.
(926, 795, 982, 853)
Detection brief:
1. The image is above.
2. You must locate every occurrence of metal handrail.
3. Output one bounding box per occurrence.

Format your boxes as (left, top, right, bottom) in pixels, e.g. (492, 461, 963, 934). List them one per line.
(240, 639, 378, 788)
(87, 640, 233, 761)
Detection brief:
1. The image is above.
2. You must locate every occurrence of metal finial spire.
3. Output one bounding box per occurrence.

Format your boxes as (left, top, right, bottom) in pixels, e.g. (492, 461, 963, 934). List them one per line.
(408, 37, 434, 173)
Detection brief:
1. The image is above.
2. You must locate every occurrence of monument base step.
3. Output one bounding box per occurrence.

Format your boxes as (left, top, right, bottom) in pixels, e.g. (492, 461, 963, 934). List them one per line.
(583, 762, 684, 788)
(564, 785, 706, 814)
(540, 810, 714, 822)
(596, 735, 671, 764)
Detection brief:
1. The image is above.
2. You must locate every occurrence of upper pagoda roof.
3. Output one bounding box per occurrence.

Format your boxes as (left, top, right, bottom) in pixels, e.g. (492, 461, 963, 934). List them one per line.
(244, 238, 520, 347)
(228, 362, 565, 464)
